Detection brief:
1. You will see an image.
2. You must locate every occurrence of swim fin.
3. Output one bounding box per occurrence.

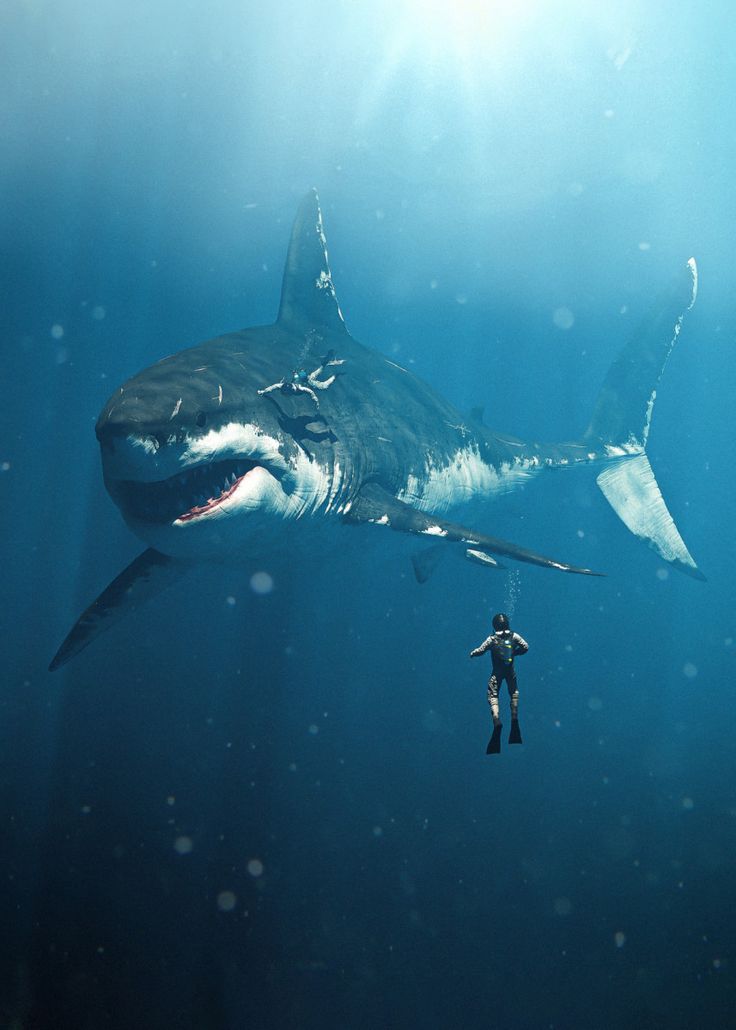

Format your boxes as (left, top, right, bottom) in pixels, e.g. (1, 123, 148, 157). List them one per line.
(509, 719, 523, 745)
(486, 724, 502, 755)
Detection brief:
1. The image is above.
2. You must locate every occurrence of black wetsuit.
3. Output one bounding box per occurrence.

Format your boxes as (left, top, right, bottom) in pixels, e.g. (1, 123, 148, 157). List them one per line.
(470, 630, 529, 724)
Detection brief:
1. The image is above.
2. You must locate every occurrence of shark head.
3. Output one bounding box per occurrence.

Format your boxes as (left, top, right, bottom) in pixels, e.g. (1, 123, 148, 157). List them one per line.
(95, 331, 339, 556)
(95, 190, 355, 557)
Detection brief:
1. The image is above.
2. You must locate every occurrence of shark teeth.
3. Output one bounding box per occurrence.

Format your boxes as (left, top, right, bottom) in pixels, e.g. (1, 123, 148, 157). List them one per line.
(111, 458, 261, 524)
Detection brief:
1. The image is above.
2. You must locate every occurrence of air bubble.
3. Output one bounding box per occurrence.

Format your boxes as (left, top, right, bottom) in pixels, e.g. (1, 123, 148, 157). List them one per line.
(217, 891, 237, 911)
(250, 571, 273, 595)
(552, 307, 575, 330)
(554, 897, 572, 916)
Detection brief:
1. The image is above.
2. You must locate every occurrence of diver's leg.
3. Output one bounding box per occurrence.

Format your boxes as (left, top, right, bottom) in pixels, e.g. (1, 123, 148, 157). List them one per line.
(508, 670, 519, 720)
(507, 670, 522, 744)
(486, 673, 503, 754)
(487, 674, 501, 726)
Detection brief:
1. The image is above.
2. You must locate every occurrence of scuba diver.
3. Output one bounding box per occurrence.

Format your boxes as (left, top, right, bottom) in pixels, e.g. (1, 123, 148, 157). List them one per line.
(470, 613, 529, 755)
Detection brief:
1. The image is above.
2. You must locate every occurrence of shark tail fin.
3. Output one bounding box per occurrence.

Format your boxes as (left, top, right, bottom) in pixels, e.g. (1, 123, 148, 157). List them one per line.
(584, 257, 697, 450)
(277, 188, 350, 337)
(596, 455, 704, 579)
(585, 258, 702, 578)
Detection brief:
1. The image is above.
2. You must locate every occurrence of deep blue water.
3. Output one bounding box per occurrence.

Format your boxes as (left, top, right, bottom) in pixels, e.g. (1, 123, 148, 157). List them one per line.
(2, 2, 736, 1027)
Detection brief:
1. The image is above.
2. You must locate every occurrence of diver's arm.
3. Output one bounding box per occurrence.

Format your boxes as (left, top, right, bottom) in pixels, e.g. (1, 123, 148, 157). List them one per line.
(470, 636, 492, 658)
(512, 633, 529, 656)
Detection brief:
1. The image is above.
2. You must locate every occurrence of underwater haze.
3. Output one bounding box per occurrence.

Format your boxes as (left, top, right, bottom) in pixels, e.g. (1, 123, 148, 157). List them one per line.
(2, 1, 736, 1027)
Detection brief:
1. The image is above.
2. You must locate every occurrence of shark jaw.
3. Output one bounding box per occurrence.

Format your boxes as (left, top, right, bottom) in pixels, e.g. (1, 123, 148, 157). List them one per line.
(100, 419, 342, 556)
(106, 456, 272, 525)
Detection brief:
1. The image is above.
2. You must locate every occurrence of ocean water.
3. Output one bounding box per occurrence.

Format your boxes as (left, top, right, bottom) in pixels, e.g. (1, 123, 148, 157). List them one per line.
(2, 2, 736, 1027)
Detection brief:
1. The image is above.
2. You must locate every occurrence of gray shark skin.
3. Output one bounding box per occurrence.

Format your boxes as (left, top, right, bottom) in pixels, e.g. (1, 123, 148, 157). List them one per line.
(49, 190, 701, 671)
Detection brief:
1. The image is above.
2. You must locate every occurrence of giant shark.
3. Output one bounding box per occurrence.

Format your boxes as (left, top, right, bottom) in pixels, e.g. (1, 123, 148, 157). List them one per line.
(50, 190, 701, 671)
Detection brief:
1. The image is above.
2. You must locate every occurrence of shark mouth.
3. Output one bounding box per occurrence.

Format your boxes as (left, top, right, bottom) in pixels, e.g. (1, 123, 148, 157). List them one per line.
(109, 458, 264, 524)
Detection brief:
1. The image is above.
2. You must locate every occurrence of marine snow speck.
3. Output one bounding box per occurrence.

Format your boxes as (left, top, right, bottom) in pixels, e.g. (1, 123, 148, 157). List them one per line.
(50, 190, 702, 671)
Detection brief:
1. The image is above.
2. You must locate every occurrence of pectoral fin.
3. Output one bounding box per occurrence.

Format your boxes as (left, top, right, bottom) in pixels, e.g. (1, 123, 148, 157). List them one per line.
(49, 549, 186, 671)
(345, 483, 603, 576)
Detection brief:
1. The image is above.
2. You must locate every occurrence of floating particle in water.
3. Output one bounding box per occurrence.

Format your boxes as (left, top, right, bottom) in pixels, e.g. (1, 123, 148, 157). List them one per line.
(225, 595, 237, 607)
(588, 697, 603, 711)
(726, 638, 734, 648)
(250, 571, 273, 595)
(638, 241, 651, 251)
(553, 897, 572, 916)
(174, 835, 193, 854)
(217, 891, 237, 912)
(552, 307, 574, 330)
(421, 709, 441, 732)
(656, 568, 669, 581)
(50, 324, 64, 339)
(372, 826, 383, 838)
(683, 662, 698, 679)
(682, 796, 694, 810)
(166, 796, 175, 806)
(308, 724, 319, 735)
(91, 305, 106, 320)
(577, 529, 585, 538)
(614, 931, 626, 948)
(604, 108, 615, 118)
(1, 461, 10, 472)
(247, 858, 263, 878)
(455, 293, 468, 305)
(429, 278, 438, 290)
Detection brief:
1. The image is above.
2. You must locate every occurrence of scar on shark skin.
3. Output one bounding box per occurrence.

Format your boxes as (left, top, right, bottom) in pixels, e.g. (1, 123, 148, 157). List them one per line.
(258, 352, 345, 408)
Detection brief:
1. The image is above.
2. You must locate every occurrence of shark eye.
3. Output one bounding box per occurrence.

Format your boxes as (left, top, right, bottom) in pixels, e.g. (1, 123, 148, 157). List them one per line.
(196, 411, 207, 428)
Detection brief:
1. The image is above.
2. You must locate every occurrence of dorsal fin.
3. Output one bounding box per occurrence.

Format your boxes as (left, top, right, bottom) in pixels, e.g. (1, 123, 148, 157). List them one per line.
(277, 189, 348, 335)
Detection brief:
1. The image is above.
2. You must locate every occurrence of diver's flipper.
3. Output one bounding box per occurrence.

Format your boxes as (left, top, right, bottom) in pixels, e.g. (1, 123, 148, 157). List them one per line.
(509, 719, 523, 745)
(486, 724, 502, 755)
(49, 548, 185, 671)
(345, 483, 602, 576)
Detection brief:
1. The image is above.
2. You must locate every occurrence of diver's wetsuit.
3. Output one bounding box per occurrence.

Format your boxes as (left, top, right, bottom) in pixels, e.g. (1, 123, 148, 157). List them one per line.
(470, 631, 529, 726)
